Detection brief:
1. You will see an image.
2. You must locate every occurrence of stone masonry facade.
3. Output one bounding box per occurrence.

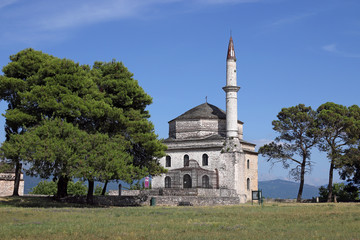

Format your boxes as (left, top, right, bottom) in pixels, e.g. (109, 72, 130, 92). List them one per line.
(151, 37, 258, 204)
(0, 172, 24, 196)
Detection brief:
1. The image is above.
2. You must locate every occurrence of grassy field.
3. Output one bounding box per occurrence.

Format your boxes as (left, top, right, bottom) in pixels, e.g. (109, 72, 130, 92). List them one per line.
(0, 196, 359, 240)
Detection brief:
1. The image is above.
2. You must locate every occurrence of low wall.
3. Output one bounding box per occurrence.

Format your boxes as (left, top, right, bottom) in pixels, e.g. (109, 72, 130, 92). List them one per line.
(0, 179, 24, 197)
(62, 194, 240, 206)
(62, 195, 147, 206)
(108, 190, 140, 196)
(109, 188, 238, 198)
(148, 196, 240, 206)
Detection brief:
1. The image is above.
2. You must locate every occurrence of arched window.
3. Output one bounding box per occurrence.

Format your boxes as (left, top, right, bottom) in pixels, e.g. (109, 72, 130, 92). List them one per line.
(202, 175, 210, 188)
(165, 176, 171, 188)
(166, 156, 171, 167)
(247, 159, 250, 169)
(247, 178, 250, 191)
(184, 154, 189, 167)
(202, 154, 208, 166)
(183, 174, 192, 188)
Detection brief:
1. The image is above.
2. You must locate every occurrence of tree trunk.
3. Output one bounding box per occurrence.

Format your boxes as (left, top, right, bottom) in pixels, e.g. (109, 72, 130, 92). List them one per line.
(101, 180, 108, 196)
(87, 180, 94, 204)
(296, 159, 306, 203)
(12, 161, 21, 196)
(57, 175, 69, 198)
(327, 161, 334, 202)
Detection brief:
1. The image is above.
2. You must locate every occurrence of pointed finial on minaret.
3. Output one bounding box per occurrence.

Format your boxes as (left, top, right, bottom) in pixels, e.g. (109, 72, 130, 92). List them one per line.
(227, 35, 236, 61)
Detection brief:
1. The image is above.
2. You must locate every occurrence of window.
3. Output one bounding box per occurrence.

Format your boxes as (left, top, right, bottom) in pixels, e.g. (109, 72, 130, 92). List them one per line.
(247, 178, 250, 191)
(165, 176, 171, 188)
(166, 156, 171, 167)
(184, 154, 189, 167)
(202, 154, 208, 166)
(247, 159, 250, 169)
(183, 174, 192, 188)
(202, 175, 210, 188)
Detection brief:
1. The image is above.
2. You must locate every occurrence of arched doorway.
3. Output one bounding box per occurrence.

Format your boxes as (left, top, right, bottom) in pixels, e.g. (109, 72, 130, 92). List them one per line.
(202, 175, 210, 188)
(165, 176, 171, 188)
(183, 174, 192, 188)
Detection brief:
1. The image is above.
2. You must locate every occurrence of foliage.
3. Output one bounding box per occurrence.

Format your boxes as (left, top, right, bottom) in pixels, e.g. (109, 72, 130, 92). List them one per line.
(67, 181, 88, 196)
(30, 180, 87, 196)
(129, 181, 143, 190)
(339, 146, 360, 184)
(316, 102, 360, 202)
(29, 180, 57, 195)
(0, 49, 167, 200)
(94, 185, 103, 196)
(318, 183, 359, 202)
(259, 104, 319, 202)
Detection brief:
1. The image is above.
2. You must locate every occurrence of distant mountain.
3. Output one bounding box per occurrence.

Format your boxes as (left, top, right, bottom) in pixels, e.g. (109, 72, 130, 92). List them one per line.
(259, 179, 320, 199)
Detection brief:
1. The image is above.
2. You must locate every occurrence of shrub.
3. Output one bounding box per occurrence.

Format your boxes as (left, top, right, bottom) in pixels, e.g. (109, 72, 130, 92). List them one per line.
(30, 180, 87, 196)
(30, 180, 57, 195)
(68, 181, 87, 196)
(319, 183, 359, 202)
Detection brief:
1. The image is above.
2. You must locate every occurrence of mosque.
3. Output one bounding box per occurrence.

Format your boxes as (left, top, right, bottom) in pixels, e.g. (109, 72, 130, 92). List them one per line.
(152, 37, 258, 203)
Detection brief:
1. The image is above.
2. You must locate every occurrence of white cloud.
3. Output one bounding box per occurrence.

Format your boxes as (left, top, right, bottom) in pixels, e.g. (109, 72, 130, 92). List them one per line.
(1, 0, 262, 32)
(270, 11, 316, 27)
(0, 0, 265, 45)
(0, 0, 18, 9)
(322, 44, 337, 53)
(32, 0, 180, 30)
(322, 43, 360, 58)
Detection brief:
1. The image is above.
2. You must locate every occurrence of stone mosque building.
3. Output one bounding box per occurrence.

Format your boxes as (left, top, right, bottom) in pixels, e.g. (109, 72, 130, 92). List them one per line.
(152, 37, 258, 203)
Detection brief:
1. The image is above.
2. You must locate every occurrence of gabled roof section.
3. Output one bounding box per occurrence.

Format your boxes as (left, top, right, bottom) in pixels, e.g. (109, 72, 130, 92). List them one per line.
(169, 103, 226, 122)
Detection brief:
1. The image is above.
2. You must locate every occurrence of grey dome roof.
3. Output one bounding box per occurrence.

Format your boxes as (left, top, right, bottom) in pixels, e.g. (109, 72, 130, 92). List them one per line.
(169, 103, 226, 122)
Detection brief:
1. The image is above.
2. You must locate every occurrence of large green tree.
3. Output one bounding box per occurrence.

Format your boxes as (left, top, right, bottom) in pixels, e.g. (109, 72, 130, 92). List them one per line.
(316, 102, 360, 202)
(339, 145, 360, 185)
(3, 118, 88, 197)
(0, 49, 166, 199)
(91, 61, 167, 182)
(0, 49, 53, 195)
(259, 104, 319, 202)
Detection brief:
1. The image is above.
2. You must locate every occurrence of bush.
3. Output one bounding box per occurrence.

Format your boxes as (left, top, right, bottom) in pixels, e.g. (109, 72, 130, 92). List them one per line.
(68, 181, 87, 196)
(319, 183, 359, 202)
(94, 184, 103, 195)
(30, 180, 57, 195)
(30, 180, 87, 196)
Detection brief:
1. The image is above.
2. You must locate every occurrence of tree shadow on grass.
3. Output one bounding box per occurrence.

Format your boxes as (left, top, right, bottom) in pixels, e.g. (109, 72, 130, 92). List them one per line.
(0, 196, 108, 208)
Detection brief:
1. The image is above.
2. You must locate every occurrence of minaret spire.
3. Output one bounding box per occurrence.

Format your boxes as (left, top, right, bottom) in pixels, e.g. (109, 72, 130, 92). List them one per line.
(223, 36, 240, 138)
(227, 36, 236, 61)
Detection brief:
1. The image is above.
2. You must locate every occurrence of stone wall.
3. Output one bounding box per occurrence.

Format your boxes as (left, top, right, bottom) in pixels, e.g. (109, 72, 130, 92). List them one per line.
(63, 195, 240, 206)
(109, 188, 238, 198)
(170, 119, 227, 140)
(108, 189, 141, 196)
(149, 196, 240, 206)
(62, 195, 147, 206)
(0, 173, 24, 196)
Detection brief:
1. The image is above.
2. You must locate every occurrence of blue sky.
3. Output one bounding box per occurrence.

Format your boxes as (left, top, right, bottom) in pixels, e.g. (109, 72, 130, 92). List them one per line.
(0, 0, 359, 186)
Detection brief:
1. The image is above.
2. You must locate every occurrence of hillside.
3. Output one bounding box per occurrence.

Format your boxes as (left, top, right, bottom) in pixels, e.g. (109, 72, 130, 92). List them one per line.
(259, 179, 320, 199)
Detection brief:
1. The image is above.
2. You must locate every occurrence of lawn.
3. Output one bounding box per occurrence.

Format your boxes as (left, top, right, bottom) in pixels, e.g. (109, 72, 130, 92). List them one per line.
(0, 196, 359, 240)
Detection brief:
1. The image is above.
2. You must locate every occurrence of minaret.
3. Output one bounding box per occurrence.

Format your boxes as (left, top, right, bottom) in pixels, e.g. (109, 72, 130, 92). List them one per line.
(223, 36, 240, 138)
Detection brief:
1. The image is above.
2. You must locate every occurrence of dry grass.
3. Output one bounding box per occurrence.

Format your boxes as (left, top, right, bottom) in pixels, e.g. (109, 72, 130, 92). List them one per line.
(1, 197, 359, 240)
